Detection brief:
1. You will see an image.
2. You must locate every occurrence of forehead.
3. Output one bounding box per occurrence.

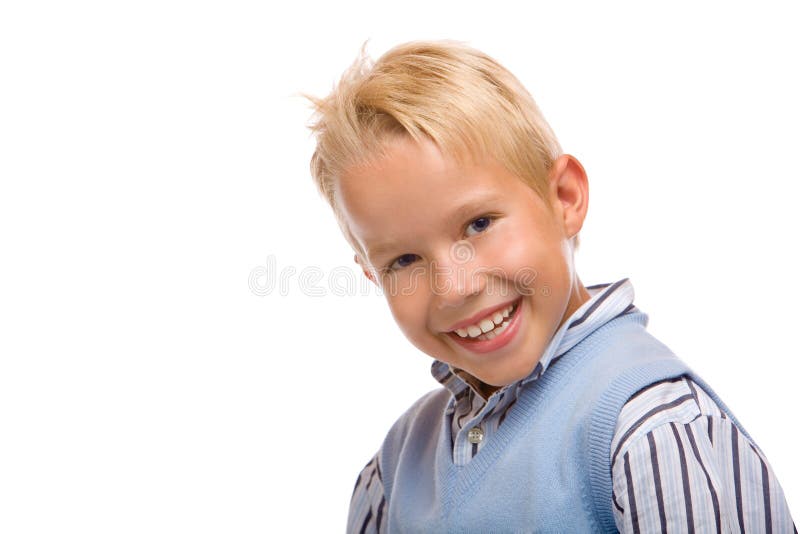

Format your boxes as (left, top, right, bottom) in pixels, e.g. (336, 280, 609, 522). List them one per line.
(336, 137, 543, 260)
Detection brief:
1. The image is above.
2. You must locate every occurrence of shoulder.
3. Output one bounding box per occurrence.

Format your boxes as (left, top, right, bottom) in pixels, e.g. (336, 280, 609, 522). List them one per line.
(611, 375, 729, 470)
(567, 311, 688, 400)
(609, 376, 797, 533)
(381, 386, 450, 456)
(348, 389, 448, 534)
(612, 376, 721, 458)
(373, 386, 450, 498)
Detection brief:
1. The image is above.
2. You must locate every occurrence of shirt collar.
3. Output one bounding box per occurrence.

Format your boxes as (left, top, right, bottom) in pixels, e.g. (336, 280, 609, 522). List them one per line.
(431, 278, 640, 399)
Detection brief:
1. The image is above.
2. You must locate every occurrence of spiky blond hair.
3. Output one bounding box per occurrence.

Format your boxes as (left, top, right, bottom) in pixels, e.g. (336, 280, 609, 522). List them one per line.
(306, 40, 567, 257)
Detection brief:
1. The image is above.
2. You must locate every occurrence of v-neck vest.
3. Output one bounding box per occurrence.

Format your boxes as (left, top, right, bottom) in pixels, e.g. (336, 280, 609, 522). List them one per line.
(378, 311, 750, 532)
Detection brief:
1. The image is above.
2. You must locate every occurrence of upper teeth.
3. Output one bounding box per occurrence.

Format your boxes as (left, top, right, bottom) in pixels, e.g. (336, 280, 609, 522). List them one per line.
(454, 303, 514, 338)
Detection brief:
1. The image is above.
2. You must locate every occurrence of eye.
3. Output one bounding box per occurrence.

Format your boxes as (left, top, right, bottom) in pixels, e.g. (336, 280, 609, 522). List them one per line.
(465, 216, 493, 237)
(387, 253, 419, 271)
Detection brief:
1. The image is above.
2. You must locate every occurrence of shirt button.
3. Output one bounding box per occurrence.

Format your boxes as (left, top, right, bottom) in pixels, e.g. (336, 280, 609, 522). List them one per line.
(467, 426, 484, 444)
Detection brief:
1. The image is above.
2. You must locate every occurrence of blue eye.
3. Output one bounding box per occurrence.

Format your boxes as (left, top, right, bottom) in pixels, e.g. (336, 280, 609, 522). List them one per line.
(465, 216, 492, 237)
(388, 253, 418, 271)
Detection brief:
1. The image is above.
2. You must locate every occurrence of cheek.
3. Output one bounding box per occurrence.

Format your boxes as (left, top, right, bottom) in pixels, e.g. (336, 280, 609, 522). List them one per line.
(483, 235, 540, 277)
(386, 294, 428, 339)
(482, 233, 566, 293)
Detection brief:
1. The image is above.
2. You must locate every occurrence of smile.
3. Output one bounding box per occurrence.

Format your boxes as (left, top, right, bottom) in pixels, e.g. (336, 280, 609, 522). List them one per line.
(453, 301, 519, 340)
(447, 297, 523, 354)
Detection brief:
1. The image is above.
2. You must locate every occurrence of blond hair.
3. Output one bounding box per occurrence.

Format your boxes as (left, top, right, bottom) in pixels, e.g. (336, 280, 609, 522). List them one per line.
(306, 40, 570, 256)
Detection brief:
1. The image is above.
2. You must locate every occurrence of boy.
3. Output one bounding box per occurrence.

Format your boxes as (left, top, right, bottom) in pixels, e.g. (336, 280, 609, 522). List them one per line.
(306, 41, 795, 532)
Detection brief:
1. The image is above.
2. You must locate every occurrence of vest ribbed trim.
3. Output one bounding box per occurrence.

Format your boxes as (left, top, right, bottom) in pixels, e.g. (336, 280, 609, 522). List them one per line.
(588, 358, 690, 530)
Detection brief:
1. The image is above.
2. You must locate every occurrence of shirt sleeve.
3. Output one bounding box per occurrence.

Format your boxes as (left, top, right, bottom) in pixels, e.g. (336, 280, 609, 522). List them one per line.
(347, 453, 388, 534)
(611, 376, 796, 533)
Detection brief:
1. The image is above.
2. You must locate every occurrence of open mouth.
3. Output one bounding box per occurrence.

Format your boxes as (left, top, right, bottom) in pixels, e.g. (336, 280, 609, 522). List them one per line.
(449, 298, 522, 343)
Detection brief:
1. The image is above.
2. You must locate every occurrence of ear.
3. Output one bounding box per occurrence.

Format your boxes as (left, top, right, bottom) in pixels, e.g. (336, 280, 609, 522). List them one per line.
(548, 154, 589, 240)
(354, 253, 378, 285)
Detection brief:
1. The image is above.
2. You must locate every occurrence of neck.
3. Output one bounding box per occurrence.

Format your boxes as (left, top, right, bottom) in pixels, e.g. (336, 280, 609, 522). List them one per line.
(559, 275, 591, 330)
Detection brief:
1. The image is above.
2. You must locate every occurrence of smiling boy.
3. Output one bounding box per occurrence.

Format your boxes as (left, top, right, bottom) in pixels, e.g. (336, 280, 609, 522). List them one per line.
(306, 41, 795, 532)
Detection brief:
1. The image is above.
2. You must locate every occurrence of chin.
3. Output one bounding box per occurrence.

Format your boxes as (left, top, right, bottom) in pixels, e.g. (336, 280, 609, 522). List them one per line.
(483, 360, 539, 387)
(472, 367, 523, 388)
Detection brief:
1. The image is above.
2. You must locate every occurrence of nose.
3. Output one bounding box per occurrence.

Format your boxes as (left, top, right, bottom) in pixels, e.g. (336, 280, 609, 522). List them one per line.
(432, 242, 484, 310)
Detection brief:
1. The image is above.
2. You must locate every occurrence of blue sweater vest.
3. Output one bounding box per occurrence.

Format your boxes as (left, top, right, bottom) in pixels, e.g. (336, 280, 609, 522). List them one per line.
(379, 312, 750, 533)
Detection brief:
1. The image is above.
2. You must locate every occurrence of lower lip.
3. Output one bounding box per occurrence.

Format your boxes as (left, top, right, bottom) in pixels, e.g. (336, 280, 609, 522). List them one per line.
(447, 298, 523, 354)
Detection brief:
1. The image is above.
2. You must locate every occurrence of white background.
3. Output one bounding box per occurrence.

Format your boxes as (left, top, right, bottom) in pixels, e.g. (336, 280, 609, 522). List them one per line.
(1, 1, 798, 531)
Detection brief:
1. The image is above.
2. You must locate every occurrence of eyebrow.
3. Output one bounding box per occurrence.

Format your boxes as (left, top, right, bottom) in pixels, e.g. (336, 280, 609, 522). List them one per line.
(364, 192, 503, 262)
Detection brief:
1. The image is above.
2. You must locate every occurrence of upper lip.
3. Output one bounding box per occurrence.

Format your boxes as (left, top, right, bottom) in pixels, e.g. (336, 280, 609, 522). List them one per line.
(444, 297, 520, 332)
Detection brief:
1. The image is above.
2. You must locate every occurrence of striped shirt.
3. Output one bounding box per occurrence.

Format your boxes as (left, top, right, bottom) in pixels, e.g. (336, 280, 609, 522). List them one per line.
(612, 376, 795, 532)
(348, 279, 796, 533)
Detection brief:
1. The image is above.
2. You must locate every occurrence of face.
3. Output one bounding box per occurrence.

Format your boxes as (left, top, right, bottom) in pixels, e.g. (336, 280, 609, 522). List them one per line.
(337, 136, 590, 391)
